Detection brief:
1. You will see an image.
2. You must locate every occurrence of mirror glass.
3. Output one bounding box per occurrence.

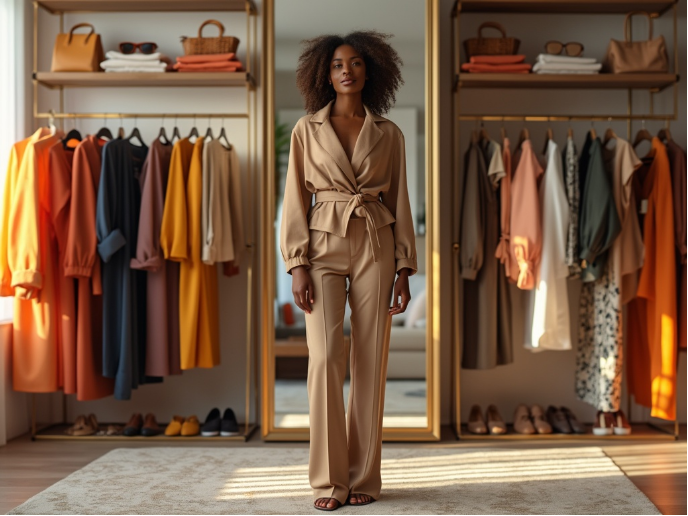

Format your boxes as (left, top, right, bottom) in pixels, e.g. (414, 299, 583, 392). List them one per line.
(272, 0, 427, 429)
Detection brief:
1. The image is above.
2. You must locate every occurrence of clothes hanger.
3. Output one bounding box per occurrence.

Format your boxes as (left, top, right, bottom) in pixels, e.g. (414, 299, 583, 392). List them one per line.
(157, 114, 170, 144)
(218, 117, 232, 150)
(542, 117, 553, 153)
(500, 117, 507, 141)
(632, 120, 653, 149)
(602, 117, 617, 146)
(95, 115, 114, 141)
(516, 120, 529, 149)
(567, 118, 573, 139)
(45, 109, 58, 136)
(171, 114, 182, 143)
(589, 120, 597, 140)
(204, 115, 214, 140)
(117, 114, 126, 139)
(126, 115, 146, 146)
(62, 114, 82, 149)
(187, 114, 199, 141)
(478, 120, 490, 144)
(657, 119, 673, 143)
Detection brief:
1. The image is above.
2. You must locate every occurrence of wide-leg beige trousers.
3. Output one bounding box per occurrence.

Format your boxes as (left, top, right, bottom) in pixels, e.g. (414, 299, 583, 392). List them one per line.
(305, 218, 396, 504)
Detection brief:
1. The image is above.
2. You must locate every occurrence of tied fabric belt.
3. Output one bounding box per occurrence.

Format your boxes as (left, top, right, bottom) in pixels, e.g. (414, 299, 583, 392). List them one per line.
(314, 191, 382, 262)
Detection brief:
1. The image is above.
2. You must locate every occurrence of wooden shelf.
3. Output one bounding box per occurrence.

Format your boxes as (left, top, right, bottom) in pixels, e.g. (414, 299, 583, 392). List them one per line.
(34, 423, 258, 442)
(37, 0, 256, 13)
(457, 0, 676, 15)
(34, 71, 253, 89)
(457, 73, 678, 91)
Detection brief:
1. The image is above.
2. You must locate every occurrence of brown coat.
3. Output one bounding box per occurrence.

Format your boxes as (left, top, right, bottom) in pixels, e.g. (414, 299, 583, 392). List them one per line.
(131, 139, 181, 377)
(279, 100, 417, 276)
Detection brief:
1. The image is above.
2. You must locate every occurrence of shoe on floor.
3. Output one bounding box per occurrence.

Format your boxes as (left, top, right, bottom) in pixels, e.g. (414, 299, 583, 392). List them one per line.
(66, 415, 89, 436)
(513, 404, 535, 434)
(123, 413, 143, 437)
(467, 404, 487, 434)
(165, 415, 185, 436)
(592, 411, 614, 436)
(486, 405, 507, 435)
(530, 405, 552, 434)
(181, 415, 200, 436)
(560, 406, 586, 434)
(612, 410, 631, 435)
(221, 408, 240, 436)
(547, 405, 572, 434)
(141, 413, 162, 437)
(201, 408, 222, 437)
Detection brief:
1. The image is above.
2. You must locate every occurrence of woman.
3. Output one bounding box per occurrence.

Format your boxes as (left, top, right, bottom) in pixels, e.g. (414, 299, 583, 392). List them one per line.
(280, 31, 417, 511)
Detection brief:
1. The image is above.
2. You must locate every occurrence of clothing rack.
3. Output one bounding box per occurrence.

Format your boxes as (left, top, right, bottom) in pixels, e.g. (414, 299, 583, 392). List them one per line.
(28, 0, 260, 442)
(451, 0, 681, 441)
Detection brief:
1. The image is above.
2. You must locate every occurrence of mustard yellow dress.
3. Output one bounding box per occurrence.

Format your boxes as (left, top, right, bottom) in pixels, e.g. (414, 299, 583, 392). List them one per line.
(160, 137, 219, 369)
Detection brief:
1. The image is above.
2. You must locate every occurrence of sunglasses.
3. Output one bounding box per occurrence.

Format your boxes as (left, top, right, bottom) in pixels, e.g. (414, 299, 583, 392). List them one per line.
(545, 41, 584, 57)
(119, 42, 158, 54)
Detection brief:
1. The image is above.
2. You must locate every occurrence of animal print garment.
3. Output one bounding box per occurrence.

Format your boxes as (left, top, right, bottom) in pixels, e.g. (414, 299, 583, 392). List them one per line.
(575, 265, 623, 412)
(564, 138, 581, 277)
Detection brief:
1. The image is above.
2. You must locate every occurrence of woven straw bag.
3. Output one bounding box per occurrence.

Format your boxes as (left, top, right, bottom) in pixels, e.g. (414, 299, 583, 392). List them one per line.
(181, 20, 240, 55)
(464, 22, 520, 58)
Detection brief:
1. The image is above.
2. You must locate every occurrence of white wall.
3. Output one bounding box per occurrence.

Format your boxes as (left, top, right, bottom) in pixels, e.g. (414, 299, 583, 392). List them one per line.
(446, 1, 687, 425)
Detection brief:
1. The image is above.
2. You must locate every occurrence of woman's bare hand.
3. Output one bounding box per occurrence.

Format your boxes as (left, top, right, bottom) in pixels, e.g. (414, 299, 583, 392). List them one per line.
(389, 268, 411, 316)
(291, 266, 314, 314)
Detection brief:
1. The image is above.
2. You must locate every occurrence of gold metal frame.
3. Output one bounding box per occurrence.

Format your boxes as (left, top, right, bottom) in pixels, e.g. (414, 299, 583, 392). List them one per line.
(451, 0, 680, 441)
(261, 0, 441, 442)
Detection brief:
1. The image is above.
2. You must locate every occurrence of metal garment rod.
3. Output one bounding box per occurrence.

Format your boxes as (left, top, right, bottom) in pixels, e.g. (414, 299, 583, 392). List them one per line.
(459, 114, 675, 121)
(35, 112, 249, 119)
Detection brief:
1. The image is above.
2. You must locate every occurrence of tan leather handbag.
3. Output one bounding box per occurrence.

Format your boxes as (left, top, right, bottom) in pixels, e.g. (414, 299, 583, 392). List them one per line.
(51, 23, 105, 72)
(604, 11, 669, 73)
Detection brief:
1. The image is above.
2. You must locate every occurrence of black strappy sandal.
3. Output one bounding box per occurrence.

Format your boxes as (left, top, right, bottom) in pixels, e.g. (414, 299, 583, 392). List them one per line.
(314, 498, 342, 511)
(348, 494, 376, 506)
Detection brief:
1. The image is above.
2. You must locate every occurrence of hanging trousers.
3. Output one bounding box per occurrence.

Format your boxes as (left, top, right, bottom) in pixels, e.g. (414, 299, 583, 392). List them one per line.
(305, 217, 396, 504)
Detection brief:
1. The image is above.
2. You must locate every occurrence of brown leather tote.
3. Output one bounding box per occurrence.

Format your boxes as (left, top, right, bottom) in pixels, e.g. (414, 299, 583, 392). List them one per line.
(51, 23, 105, 72)
(604, 11, 669, 73)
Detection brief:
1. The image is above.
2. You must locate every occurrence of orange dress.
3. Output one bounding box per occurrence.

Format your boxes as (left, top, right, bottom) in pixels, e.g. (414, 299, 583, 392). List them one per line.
(5, 129, 62, 392)
(627, 138, 677, 420)
(65, 135, 114, 400)
(48, 143, 77, 395)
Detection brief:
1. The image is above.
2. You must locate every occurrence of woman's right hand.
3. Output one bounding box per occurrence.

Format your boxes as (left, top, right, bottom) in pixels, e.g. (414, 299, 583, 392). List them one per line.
(291, 266, 314, 314)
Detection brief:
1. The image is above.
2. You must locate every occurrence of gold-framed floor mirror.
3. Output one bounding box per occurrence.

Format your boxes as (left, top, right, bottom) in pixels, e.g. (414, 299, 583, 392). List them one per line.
(261, 0, 440, 441)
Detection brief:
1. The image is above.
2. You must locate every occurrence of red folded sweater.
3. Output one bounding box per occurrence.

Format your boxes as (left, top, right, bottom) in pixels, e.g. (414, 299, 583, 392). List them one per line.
(176, 53, 237, 64)
(174, 60, 243, 70)
(470, 54, 525, 65)
(461, 62, 532, 73)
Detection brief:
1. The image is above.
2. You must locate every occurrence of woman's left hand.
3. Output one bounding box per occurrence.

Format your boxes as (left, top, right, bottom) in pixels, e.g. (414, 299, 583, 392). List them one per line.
(389, 269, 411, 315)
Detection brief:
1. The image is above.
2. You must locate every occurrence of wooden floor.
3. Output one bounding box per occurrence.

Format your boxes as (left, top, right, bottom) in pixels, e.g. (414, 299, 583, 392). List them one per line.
(1, 425, 685, 515)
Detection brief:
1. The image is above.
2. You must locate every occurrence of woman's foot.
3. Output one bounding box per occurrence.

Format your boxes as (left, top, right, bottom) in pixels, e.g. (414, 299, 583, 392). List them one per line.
(314, 498, 341, 511)
(348, 493, 375, 505)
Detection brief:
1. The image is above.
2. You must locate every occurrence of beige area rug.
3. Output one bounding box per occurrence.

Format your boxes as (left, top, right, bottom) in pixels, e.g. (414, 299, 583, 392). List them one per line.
(8, 446, 660, 515)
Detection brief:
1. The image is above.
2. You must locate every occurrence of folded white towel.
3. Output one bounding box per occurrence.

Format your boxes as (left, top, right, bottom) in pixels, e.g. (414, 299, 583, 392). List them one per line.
(104, 67, 167, 73)
(536, 54, 598, 65)
(533, 62, 602, 72)
(101, 59, 164, 69)
(106, 50, 162, 61)
(535, 70, 600, 75)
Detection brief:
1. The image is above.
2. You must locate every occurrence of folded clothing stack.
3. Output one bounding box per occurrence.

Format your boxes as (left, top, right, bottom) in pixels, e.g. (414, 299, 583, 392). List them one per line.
(173, 53, 244, 72)
(532, 54, 602, 74)
(461, 55, 531, 74)
(101, 50, 172, 73)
